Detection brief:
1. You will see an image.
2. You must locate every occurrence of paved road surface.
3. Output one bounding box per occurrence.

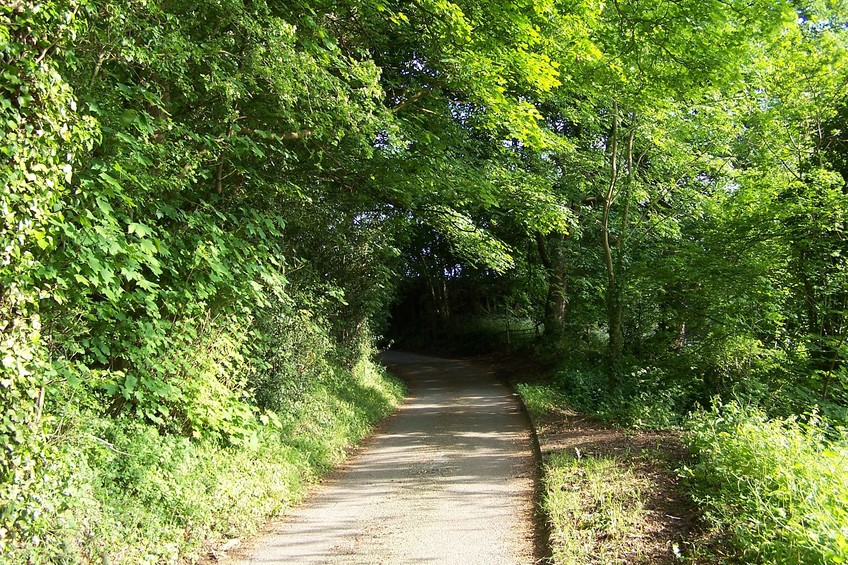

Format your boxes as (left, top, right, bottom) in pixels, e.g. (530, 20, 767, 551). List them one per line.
(234, 351, 537, 564)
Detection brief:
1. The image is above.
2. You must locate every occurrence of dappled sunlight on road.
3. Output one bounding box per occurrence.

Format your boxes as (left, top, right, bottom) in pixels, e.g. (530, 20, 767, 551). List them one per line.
(237, 351, 535, 564)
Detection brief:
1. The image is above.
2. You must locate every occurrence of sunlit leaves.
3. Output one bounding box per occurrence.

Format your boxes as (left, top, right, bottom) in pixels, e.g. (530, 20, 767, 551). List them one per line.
(0, 0, 99, 551)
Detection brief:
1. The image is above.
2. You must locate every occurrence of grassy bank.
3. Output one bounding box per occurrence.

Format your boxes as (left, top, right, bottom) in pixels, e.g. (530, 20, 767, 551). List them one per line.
(517, 367, 848, 564)
(3, 357, 404, 565)
(517, 381, 695, 564)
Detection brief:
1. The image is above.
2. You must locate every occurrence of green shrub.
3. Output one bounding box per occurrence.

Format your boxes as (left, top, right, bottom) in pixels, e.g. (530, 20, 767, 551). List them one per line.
(683, 402, 848, 564)
(247, 304, 335, 414)
(552, 366, 607, 412)
(542, 363, 686, 429)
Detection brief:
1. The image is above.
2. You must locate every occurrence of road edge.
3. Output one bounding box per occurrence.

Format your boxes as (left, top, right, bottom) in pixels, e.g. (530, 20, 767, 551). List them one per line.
(492, 362, 554, 565)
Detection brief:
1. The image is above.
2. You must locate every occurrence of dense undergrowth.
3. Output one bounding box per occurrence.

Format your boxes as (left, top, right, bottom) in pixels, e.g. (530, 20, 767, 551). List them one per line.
(3, 351, 403, 564)
(684, 403, 848, 564)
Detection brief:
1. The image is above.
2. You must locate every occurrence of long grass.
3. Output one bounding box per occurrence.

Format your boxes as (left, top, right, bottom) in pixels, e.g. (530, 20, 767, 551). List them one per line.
(543, 451, 649, 564)
(4, 358, 404, 564)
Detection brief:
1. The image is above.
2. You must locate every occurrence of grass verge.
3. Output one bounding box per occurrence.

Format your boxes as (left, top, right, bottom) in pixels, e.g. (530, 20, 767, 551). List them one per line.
(4, 357, 405, 565)
(517, 373, 848, 564)
(544, 451, 648, 564)
(515, 381, 700, 565)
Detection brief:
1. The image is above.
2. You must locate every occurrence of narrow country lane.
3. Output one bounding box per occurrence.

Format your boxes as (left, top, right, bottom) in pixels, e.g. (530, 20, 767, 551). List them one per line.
(234, 351, 538, 564)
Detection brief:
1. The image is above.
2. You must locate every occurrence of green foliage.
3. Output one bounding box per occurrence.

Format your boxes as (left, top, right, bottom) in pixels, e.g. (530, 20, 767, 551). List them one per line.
(523, 354, 689, 429)
(248, 305, 334, 414)
(683, 402, 848, 564)
(514, 383, 567, 419)
(1, 355, 403, 564)
(1, 0, 407, 553)
(1, 0, 98, 549)
(3, 0, 848, 559)
(550, 365, 607, 414)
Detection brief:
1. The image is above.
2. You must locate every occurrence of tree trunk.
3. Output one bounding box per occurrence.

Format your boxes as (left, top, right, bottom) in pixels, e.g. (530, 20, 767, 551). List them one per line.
(606, 282, 624, 384)
(536, 232, 568, 339)
(601, 105, 622, 391)
(601, 107, 636, 393)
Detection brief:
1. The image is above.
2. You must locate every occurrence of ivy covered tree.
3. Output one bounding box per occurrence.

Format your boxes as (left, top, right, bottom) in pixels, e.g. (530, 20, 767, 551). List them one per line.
(1, 0, 99, 546)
